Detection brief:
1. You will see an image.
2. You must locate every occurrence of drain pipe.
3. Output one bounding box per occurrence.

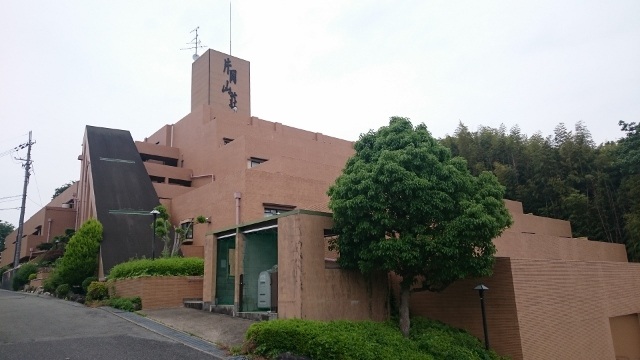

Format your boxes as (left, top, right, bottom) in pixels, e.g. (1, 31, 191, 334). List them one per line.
(46, 218, 52, 242)
(234, 192, 242, 225)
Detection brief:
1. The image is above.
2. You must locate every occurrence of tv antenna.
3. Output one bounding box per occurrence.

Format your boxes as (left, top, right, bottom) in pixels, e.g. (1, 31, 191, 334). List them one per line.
(181, 27, 207, 61)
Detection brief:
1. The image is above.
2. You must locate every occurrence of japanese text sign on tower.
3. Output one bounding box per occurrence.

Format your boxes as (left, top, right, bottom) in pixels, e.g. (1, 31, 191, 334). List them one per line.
(222, 58, 238, 111)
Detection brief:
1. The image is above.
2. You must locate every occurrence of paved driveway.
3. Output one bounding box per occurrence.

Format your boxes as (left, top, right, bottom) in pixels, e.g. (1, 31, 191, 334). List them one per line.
(0, 290, 222, 359)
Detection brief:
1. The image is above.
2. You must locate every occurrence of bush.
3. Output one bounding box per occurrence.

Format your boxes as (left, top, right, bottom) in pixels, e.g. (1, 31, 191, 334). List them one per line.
(86, 281, 109, 301)
(12, 263, 38, 291)
(43, 270, 63, 293)
(410, 318, 507, 360)
(55, 283, 70, 298)
(0, 264, 11, 278)
(246, 319, 426, 360)
(28, 273, 37, 281)
(82, 276, 98, 293)
(245, 317, 507, 360)
(108, 257, 204, 279)
(36, 242, 54, 251)
(38, 249, 64, 264)
(107, 297, 142, 312)
(57, 219, 102, 287)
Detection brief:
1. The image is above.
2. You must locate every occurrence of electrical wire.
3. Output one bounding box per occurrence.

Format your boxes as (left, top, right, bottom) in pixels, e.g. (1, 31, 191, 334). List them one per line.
(30, 163, 43, 207)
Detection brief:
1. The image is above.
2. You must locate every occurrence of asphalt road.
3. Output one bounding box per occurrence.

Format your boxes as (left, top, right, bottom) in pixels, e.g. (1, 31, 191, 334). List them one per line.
(0, 289, 219, 360)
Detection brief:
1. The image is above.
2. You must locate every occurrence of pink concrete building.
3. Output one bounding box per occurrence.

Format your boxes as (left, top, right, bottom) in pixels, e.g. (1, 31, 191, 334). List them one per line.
(4, 48, 640, 359)
(0, 183, 78, 270)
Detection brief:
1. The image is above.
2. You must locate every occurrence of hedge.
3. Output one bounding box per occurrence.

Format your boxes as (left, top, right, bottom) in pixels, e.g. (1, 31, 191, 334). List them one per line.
(108, 257, 204, 279)
(245, 317, 508, 360)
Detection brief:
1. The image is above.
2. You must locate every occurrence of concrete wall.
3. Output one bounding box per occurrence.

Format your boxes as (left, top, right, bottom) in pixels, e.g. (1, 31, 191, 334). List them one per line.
(277, 212, 388, 321)
(111, 276, 203, 309)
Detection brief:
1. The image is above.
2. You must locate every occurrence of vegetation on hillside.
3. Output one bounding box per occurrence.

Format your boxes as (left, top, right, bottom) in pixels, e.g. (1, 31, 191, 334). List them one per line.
(440, 120, 640, 260)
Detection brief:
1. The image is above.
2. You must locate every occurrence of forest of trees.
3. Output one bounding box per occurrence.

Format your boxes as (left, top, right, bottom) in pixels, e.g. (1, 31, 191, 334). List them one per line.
(440, 120, 639, 261)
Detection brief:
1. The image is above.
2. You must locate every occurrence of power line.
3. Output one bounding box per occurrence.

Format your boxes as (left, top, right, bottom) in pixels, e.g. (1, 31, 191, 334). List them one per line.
(0, 207, 21, 211)
(0, 195, 22, 200)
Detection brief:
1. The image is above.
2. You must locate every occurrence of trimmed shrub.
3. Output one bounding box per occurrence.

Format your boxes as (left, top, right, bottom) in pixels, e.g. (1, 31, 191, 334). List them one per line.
(108, 257, 204, 279)
(12, 263, 38, 291)
(107, 297, 142, 312)
(86, 281, 109, 301)
(245, 317, 507, 360)
(82, 276, 98, 293)
(55, 284, 70, 298)
(57, 219, 102, 287)
(28, 273, 37, 281)
(245, 319, 427, 360)
(410, 318, 507, 360)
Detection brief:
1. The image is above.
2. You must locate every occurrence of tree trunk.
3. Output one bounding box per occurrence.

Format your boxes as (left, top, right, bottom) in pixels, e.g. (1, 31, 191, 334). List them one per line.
(399, 282, 411, 337)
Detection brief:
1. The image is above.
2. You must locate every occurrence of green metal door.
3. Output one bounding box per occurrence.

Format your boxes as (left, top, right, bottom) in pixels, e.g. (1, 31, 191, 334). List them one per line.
(215, 237, 235, 305)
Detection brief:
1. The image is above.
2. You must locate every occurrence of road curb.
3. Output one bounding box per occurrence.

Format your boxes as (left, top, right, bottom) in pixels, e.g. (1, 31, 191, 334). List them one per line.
(100, 306, 233, 359)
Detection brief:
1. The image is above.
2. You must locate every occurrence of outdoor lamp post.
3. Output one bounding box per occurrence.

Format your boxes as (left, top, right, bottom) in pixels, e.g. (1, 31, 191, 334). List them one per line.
(474, 284, 490, 350)
(150, 209, 160, 260)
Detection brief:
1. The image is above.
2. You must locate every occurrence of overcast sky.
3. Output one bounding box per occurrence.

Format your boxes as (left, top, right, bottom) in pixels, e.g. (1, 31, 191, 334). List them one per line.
(1, 0, 638, 226)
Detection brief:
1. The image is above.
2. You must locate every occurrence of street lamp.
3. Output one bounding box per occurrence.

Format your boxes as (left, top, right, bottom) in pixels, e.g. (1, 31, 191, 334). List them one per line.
(474, 284, 490, 350)
(150, 209, 160, 260)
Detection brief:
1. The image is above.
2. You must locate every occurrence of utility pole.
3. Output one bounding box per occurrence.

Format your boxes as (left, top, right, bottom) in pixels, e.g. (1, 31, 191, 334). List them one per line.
(13, 131, 34, 268)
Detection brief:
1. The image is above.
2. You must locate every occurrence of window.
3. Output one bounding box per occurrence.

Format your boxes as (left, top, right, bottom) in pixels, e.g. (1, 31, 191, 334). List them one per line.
(263, 204, 295, 217)
(149, 175, 165, 183)
(181, 221, 194, 240)
(223, 137, 234, 145)
(248, 157, 268, 168)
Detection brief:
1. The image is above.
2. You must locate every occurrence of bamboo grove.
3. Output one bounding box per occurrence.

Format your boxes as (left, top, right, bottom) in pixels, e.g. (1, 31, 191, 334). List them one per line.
(440, 120, 640, 260)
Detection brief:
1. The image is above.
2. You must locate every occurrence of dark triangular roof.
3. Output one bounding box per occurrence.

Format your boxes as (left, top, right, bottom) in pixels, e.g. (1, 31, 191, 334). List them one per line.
(85, 126, 160, 274)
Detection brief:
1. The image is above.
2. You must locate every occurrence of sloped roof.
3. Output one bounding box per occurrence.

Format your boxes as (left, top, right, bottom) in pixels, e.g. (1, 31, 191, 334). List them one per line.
(86, 126, 159, 273)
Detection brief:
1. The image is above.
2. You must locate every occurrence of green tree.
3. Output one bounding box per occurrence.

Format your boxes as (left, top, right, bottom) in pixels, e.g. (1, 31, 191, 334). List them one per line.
(52, 181, 74, 200)
(0, 220, 15, 251)
(57, 219, 103, 287)
(328, 117, 512, 336)
(152, 205, 207, 257)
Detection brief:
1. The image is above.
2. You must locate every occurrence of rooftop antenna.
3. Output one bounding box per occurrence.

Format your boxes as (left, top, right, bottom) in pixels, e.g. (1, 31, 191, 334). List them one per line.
(181, 27, 207, 61)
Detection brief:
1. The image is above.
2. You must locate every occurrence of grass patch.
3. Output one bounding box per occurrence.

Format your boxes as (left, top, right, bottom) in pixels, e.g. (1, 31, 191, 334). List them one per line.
(244, 317, 507, 360)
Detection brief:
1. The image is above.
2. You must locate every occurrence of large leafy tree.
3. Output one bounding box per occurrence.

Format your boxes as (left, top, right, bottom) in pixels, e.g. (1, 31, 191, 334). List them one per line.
(328, 117, 512, 336)
(0, 220, 15, 251)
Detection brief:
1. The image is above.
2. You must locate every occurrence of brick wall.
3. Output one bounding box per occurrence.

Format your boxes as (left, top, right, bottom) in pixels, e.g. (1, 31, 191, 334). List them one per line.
(406, 258, 640, 360)
(111, 276, 203, 309)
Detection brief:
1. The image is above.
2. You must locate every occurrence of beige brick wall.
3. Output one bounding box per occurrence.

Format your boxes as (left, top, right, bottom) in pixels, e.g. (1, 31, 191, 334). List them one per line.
(406, 257, 640, 360)
(111, 276, 203, 309)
